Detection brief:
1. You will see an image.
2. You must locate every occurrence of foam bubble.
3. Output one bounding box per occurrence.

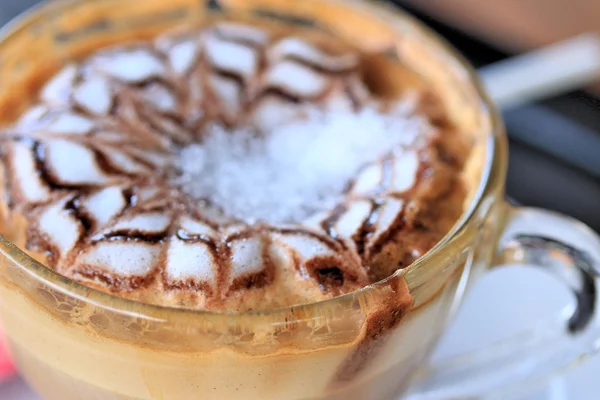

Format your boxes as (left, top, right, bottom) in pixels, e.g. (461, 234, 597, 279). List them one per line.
(44, 139, 111, 185)
(265, 60, 328, 98)
(352, 163, 384, 196)
(230, 236, 264, 278)
(74, 76, 113, 115)
(208, 75, 242, 119)
(167, 40, 199, 75)
(166, 238, 216, 282)
(99, 146, 150, 174)
(18, 105, 49, 128)
(41, 65, 77, 105)
(368, 199, 404, 250)
(179, 217, 216, 238)
(93, 49, 165, 83)
(391, 151, 419, 193)
(139, 83, 178, 113)
(268, 37, 357, 71)
(45, 112, 95, 135)
(81, 187, 126, 226)
(204, 34, 259, 79)
(335, 201, 372, 238)
(38, 197, 81, 257)
(278, 234, 334, 260)
(81, 241, 160, 276)
(215, 23, 270, 46)
(109, 213, 170, 234)
(10, 142, 50, 203)
(250, 97, 309, 132)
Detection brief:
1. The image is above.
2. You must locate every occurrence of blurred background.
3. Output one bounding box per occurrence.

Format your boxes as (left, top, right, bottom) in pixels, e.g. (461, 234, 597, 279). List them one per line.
(0, 0, 599, 399)
(400, 0, 600, 234)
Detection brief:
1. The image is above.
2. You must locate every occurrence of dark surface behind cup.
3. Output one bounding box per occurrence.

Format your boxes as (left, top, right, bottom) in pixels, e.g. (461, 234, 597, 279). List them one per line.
(395, 3, 600, 232)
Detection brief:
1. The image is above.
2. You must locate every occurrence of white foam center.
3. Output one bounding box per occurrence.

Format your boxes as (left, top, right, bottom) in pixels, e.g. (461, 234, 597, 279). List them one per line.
(174, 102, 428, 224)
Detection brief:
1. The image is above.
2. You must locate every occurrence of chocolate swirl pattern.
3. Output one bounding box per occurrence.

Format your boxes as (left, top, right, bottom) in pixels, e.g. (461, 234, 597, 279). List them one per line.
(0, 22, 450, 311)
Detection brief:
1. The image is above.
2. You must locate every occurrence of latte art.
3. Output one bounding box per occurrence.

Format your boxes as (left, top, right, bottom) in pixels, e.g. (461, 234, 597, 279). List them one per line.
(0, 22, 466, 311)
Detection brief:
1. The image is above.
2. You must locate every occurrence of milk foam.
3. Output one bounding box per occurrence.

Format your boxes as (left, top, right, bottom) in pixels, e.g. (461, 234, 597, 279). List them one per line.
(174, 103, 425, 225)
(0, 22, 436, 309)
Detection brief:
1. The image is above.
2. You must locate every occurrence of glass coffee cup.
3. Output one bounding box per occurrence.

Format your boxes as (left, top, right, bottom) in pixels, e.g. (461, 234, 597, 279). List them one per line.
(0, 1, 598, 399)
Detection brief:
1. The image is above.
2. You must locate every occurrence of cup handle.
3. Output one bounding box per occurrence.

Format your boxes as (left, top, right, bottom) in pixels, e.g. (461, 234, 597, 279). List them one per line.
(404, 204, 600, 399)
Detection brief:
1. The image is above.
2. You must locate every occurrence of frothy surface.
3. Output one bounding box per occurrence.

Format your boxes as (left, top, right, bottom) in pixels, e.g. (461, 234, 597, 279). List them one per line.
(0, 22, 469, 311)
(174, 101, 427, 224)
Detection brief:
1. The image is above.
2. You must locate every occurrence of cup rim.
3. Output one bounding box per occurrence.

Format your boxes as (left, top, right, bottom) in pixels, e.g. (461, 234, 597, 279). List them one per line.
(0, 0, 504, 319)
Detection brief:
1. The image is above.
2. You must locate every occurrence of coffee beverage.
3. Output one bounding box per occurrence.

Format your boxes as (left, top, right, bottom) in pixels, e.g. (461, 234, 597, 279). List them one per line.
(0, 21, 467, 312)
(0, 1, 487, 399)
